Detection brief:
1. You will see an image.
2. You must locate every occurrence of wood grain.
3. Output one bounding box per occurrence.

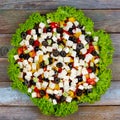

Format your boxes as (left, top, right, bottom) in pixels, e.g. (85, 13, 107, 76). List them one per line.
(0, 0, 120, 10)
(0, 10, 120, 34)
(0, 81, 120, 106)
(0, 106, 120, 120)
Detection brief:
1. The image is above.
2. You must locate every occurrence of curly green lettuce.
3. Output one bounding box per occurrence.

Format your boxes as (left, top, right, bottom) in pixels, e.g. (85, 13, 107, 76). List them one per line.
(7, 6, 114, 117)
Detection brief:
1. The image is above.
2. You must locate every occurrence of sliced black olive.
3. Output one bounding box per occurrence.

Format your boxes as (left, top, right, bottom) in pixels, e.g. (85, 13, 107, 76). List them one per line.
(91, 50, 98, 56)
(60, 95, 66, 102)
(19, 53, 24, 58)
(85, 35, 93, 43)
(78, 54, 85, 60)
(68, 28, 73, 34)
(49, 57, 53, 65)
(73, 97, 78, 101)
(90, 66, 96, 72)
(69, 36, 76, 43)
(43, 78, 49, 82)
(76, 76, 83, 82)
(29, 38, 34, 45)
(60, 51, 66, 57)
(49, 94, 56, 99)
(85, 89, 92, 95)
(79, 25, 83, 29)
(29, 80, 36, 86)
(76, 89, 83, 96)
(21, 32, 27, 39)
(53, 49, 59, 57)
(56, 28, 63, 33)
(46, 27, 52, 32)
(56, 62, 63, 68)
(68, 62, 73, 69)
(54, 77, 60, 84)
(81, 30, 85, 34)
(76, 43, 84, 50)
(40, 90, 46, 97)
(24, 54, 30, 60)
(42, 41, 48, 46)
(34, 46, 39, 51)
(40, 61, 45, 68)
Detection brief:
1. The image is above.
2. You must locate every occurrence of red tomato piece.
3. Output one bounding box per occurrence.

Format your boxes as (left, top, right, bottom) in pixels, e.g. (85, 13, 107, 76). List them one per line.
(50, 22, 58, 28)
(26, 29, 31, 35)
(34, 87, 39, 93)
(17, 47, 23, 55)
(58, 68, 62, 73)
(34, 40, 40, 46)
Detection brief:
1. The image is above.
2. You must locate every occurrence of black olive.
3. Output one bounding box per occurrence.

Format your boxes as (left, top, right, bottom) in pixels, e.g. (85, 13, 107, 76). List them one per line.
(24, 54, 30, 60)
(79, 25, 83, 29)
(23, 80, 30, 87)
(85, 89, 92, 95)
(34, 23, 39, 29)
(34, 46, 39, 51)
(78, 54, 85, 60)
(76, 43, 84, 50)
(30, 80, 36, 86)
(85, 35, 93, 43)
(56, 62, 63, 68)
(43, 78, 49, 82)
(90, 66, 96, 72)
(91, 50, 98, 56)
(40, 90, 46, 97)
(49, 94, 56, 99)
(29, 38, 34, 45)
(81, 30, 85, 34)
(42, 41, 48, 46)
(46, 27, 52, 32)
(54, 77, 60, 84)
(68, 63, 73, 69)
(56, 28, 63, 33)
(49, 57, 53, 65)
(53, 49, 59, 57)
(54, 70, 58, 75)
(40, 61, 45, 68)
(19, 53, 24, 58)
(76, 76, 83, 82)
(21, 32, 27, 39)
(73, 97, 78, 101)
(60, 51, 66, 57)
(68, 28, 73, 34)
(69, 36, 76, 43)
(76, 89, 83, 96)
(60, 95, 66, 102)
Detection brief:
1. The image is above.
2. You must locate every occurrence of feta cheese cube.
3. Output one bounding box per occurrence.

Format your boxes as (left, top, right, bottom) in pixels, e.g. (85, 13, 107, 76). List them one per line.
(38, 28, 43, 33)
(53, 99, 57, 105)
(32, 92, 37, 98)
(28, 57, 33, 63)
(94, 36, 99, 42)
(78, 85, 84, 90)
(52, 36, 57, 42)
(24, 40, 29, 46)
(59, 82, 64, 88)
(90, 73, 96, 79)
(52, 43, 58, 49)
(26, 35, 31, 41)
(28, 88, 32, 93)
(38, 69, 44, 75)
(23, 60, 28, 66)
(64, 57, 70, 63)
(94, 58, 100, 64)
(46, 89, 53, 94)
(31, 29, 36, 35)
(44, 71, 49, 78)
(27, 45, 34, 52)
(85, 53, 93, 62)
(26, 71, 32, 77)
(66, 96, 72, 102)
(74, 21, 79, 26)
(47, 46, 52, 52)
(80, 48, 87, 54)
(42, 81, 48, 88)
(49, 82, 55, 89)
(34, 56, 39, 62)
(32, 63, 36, 70)
(71, 51, 76, 57)
(25, 75, 31, 81)
(33, 34, 37, 40)
(79, 59, 85, 66)
(66, 40, 73, 47)
(82, 67, 88, 75)
(20, 40, 25, 46)
(14, 55, 19, 60)
(53, 90, 59, 95)
(43, 54, 49, 61)
(36, 50, 43, 56)
(64, 47, 69, 53)
(39, 22, 45, 28)
(18, 62, 23, 68)
(63, 33, 69, 40)
(36, 82, 41, 89)
(72, 43, 77, 49)
(18, 72, 23, 78)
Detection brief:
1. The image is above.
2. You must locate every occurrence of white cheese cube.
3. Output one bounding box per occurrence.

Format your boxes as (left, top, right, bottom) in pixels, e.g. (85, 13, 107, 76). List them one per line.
(52, 43, 58, 49)
(49, 70, 54, 76)
(47, 65, 52, 71)
(82, 67, 88, 75)
(79, 34, 85, 41)
(81, 39, 87, 46)
(53, 90, 59, 95)
(32, 63, 36, 70)
(85, 53, 93, 62)
(66, 40, 73, 47)
(18, 62, 23, 68)
(31, 29, 36, 35)
(82, 75, 86, 82)
(53, 99, 57, 105)
(94, 58, 100, 64)
(64, 47, 69, 53)
(23, 60, 28, 66)
(64, 57, 70, 63)
(95, 77, 99, 82)
(34, 72, 39, 77)
(25, 75, 31, 81)
(34, 56, 39, 62)
(24, 40, 29, 46)
(18, 72, 23, 78)
(38, 69, 44, 75)
(32, 92, 37, 98)
(90, 73, 96, 79)
(80, 48, 87, 54)
(86, 31, 91, 35)
(28, 57, 33, 63)
(72, 43, 77, 49)
(49, 77, 54, 80)
(49, 82, 55, 89)
(67, 21, 73, 28)
(43, 54, 49, 61)
(28, 88, 32, 93)
(52, 36, 57, 42)
(42, 81, 48, 88)
(26, 71, 32, 77)
(46, 89, 53, 94)
(36, 50, 43, 56)
(38, 28, 43, 33)
(47, 46, 52, 52)
(58, 90, 63, 96)
(71, 51, 76, 57)
(70, 86, 76, 91)
(44, 71, 49, 78)
(94, 36, 99, 42)
(26, 35, 31, 41)
(78, 85, 84, 90)
(14, 55, 19, 60)
(59, 82, 64, 88)
(74, 21, 79, 26)
(27, 45, 34, 52)
(20, 40, 25, 46)
(33, 34, 37, 40)
(41, 46, 47, 53)
(66, 96, 72, 102)
(79, 59, 85, 66)
(39, 22, 45, 28)
(75, 28, 81, 33)
(36, 82, 41, 89)
(47, 32, 52, 38)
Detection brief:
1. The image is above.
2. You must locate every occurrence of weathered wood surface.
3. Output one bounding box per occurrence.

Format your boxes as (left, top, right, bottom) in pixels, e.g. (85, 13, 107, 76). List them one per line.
(0, 106, 120, 120)
(0, 0, 120, 9)
(0, 81, 120, 106)
(0, 10, 120, 34)
(0, 0, 120, 119)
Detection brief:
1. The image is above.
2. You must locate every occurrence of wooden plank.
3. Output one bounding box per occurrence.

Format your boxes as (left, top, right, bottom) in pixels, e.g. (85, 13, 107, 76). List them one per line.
(0, 10, 120, 34)
(0, 106, 120, 120)
(0, 81, 120, 106)
(0, 0, 120, 9)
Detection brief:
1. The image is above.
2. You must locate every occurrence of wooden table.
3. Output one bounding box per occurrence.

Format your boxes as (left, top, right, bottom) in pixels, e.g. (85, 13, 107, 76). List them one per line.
(0, 0, 120, 120)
